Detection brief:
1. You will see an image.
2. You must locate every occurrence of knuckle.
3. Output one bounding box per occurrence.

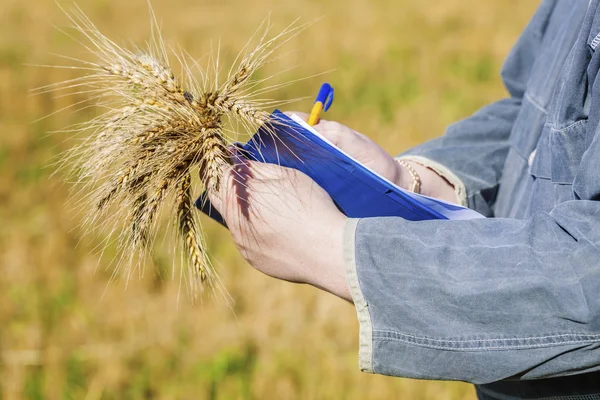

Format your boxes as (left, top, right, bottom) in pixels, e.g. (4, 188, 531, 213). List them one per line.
(316, 121, 341, 143)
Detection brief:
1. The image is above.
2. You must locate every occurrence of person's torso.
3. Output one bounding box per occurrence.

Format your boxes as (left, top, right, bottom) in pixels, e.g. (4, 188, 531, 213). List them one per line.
(479, 0, 600, 398)
(495, 0, 598, 220)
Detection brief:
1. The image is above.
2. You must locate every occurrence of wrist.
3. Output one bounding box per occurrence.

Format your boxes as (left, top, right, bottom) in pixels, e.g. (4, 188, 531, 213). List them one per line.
(304, 213, 351, 301)
(394, 159, 421, 193)
(396, 157, 460, 203)
(396, 159, 422, 193)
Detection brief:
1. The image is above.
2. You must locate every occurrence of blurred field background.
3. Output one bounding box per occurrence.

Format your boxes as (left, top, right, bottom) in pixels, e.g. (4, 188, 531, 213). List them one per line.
(0, 0, 538, 398)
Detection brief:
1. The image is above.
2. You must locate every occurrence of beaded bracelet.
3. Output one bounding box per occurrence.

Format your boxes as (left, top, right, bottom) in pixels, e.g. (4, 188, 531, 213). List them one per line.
(397, 160, 422, 194)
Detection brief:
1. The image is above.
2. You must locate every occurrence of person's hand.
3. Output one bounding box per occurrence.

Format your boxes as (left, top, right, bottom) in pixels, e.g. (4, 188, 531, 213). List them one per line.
(207, 152, 352, 301)
(288, 112, 459, 203)
(289, 112, 405, 187)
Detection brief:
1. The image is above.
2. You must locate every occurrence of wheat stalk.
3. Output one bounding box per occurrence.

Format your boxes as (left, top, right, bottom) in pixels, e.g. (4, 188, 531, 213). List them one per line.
(42, 4, 309, 299)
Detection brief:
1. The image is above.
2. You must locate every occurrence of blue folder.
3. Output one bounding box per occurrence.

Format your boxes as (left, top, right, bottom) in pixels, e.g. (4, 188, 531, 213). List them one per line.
(195, 110, 483, 224)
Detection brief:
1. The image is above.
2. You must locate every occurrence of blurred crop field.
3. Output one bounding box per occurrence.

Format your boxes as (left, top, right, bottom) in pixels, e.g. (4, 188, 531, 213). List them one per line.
(0, 0, 538, 399)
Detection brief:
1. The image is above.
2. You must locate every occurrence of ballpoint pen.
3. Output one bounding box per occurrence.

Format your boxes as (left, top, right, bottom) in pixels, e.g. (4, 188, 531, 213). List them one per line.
(307, 83, 334, 126)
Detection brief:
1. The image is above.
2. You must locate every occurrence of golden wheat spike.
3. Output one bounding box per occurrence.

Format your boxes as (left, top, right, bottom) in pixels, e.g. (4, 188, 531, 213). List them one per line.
(48, 4, 309, 300)
(131, 175, 172, 248)
(198, 127, 230, 193)
(176, 173, 209, 292)
(130, 192, 150, 246)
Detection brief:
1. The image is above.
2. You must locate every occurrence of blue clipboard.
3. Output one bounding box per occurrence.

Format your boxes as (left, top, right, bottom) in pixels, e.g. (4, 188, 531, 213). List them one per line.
(195, 110, 483, 224)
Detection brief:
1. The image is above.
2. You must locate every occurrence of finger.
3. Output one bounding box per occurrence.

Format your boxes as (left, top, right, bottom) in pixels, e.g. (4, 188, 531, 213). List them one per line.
(207, 158, 292, 231)
(242, 159, 293, 183)
(196, 191, 227, 227)
(311, 120, 355, 147)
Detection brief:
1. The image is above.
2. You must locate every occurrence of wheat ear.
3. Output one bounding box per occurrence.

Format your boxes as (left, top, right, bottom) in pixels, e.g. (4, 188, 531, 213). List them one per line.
(176, 173, 209, 298)
(45, 4, 308, 299)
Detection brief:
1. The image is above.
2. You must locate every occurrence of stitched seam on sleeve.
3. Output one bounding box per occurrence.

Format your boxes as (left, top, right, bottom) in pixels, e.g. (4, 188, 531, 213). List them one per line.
(396, 155, 468, 207)
(343, 218, 374, 373)
(372, 330, 600, 351)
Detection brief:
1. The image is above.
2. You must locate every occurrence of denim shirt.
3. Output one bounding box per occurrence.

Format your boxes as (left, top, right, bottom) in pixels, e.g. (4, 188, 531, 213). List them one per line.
(344, 1, 600, 398)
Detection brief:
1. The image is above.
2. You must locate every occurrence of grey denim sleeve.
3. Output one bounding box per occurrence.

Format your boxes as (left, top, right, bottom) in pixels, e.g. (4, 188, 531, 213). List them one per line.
(345, 0, 600, 386)
(346, 197, 600, 384)
(348, 101, 600, 384)
(346, 172, 600, 384)
(398, 3, 546, 217)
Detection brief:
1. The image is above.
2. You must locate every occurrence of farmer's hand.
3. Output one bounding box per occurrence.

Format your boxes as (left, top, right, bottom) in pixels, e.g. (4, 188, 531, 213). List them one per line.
(289, 112, 405, 186)
(289, 112, 458, 203)
(207, 153, 351, 302)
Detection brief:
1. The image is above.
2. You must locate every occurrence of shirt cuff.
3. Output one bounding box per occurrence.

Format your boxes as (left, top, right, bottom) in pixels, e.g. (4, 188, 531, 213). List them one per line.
(343, 218, 374, 373)
(395, 155, 468, 207)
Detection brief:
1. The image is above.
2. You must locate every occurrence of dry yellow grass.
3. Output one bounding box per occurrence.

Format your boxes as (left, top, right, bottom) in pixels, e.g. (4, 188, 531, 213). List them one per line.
(0, 0, 537, 398)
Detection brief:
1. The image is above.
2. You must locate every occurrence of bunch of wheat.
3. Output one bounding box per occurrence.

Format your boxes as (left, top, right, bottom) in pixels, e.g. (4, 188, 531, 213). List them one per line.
(39, 5, 307, 300)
